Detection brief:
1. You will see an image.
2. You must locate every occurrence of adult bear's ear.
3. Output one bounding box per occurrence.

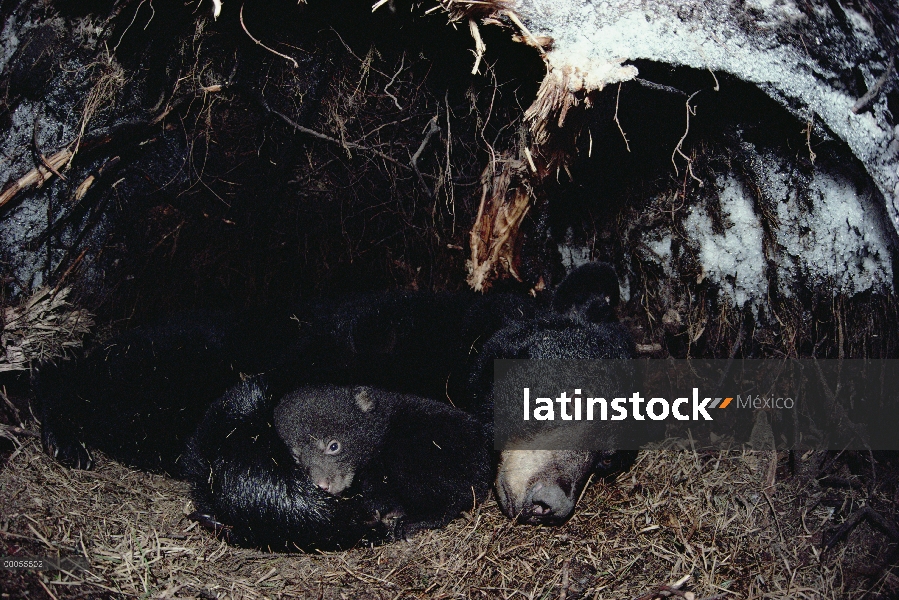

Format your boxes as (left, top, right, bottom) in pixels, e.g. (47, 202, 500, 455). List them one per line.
(353, 387, 375, 412)
(552, 262, 621, 322)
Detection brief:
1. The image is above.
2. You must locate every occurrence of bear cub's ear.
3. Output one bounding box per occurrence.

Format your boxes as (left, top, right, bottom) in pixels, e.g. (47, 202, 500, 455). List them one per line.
(354, 387, 375, 412)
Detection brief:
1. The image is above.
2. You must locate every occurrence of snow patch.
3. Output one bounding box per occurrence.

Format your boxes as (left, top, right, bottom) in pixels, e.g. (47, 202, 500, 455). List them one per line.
(647, 235, 671, 263)
(743, 0, 805, 26)
(619, 274, 630, 304)
(843, 7, 876, 37)
(0, 14, 19, 74)
(673, 160, 893, 311)
(685, 177, 768, 309)
(514, 0, 899, 237)
(645, 235, 673, 277)
(756, 152, 894, 294)
(0, 194, 50, 291)
(558, 227, 592, 271)
(73, 17, 105, 48)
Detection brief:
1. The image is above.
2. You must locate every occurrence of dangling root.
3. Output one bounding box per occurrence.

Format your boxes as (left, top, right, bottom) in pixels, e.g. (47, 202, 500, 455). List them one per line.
(524, 61, 638, 173)
(467, 156, 532, 292)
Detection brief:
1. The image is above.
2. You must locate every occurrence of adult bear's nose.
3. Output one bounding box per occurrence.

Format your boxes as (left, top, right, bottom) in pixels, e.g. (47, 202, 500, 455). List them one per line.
(521, 480, 575, 525)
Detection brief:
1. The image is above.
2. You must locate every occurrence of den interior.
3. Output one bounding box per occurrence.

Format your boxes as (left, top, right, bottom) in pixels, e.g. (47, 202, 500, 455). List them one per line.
(1, 0, 898, 598)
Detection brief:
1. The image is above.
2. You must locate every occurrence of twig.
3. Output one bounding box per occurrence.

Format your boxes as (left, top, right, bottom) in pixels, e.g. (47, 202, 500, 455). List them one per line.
(260, 96, 410, 170)
(37, 578, 59, 600)
(112, 0, 150, 54)
(504, 10, 547, 59)
(763, 490, 784, 543)
(0, 530, 46, 543)
(444, 92, 456, 227)
(51, 182, 115, 280)
(522, 146, 537, 173)
(671, 90, 703, 186)
(239, 3, 298, 69)
(803, 115, 816, 164)
(73, 155, 121, 202)
(559, 558, 571, 600)
(468, 19, 487, 74)
(632, 585, 693, 600)
(824, 506, 899, 551)
(1, 386, 24, 427)
(95, 0, 138, 51)
(384, 54, 405, 110)
(707, 66, 720, 91)
(0, 149, 73, 212)
(2, 90, 159, 214)
(0, 423, 40, 439)
(694, 43, 720, 92)
(852, 55, 894, 114)
(817, 449, 847, 480)
(27, 155, 123, 252)
(411, 116, 441, 197)
(614, 83, 630, 152)
(54, 249, 89, 293)
(33, 108, 67, 182)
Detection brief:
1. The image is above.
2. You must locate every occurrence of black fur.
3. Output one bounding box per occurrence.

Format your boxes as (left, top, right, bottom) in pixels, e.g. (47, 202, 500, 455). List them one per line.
(33, 291, 525, 548)
(469, 262, 642, 525)
(551, 261, 621, 324)
(35, 313, 244, 473)
(34, 262, 632, 544)
(466, 262, 633, 424)
(182, 378, 383, 550)
(33, 293, 477, 473)
(286, 292, 482, 405)
(273, 385, 492, 537)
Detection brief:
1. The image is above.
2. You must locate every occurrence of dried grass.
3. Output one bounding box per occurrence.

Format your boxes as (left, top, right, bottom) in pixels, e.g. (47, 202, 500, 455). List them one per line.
(0, 288, 94, 373)
(71, 55, 128, 162)
(2, 427, 895, 599)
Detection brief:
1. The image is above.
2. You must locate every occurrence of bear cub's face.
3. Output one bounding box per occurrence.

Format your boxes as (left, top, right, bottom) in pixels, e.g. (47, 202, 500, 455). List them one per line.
(273, 386, 387, 495)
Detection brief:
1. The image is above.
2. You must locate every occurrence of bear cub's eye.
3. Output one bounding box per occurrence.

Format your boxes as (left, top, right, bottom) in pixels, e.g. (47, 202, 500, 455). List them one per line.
(325, 440, 342, 455)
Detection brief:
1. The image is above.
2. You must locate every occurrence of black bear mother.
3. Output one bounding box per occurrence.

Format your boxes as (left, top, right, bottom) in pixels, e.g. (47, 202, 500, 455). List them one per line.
(35, 262, 637, 548)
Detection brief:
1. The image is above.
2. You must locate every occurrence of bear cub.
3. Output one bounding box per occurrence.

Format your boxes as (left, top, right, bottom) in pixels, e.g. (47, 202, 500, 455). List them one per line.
(273, 385, 492, 536)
